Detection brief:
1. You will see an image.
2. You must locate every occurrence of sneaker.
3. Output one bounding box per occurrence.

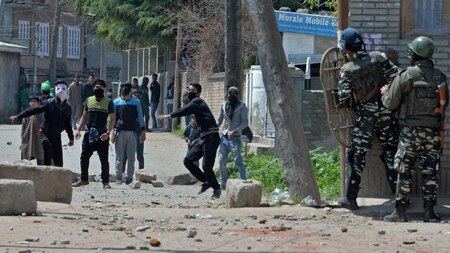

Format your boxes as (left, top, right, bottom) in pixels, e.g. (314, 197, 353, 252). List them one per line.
(338, 198, 359, 210)
(198, 183, 211, 194)
(125, 178, 133, 185)
(130, 181, 141, 189)
(103, 183, 111, 189)
(116, 179, 122, 185)
(211, 189, 221, 200)
(72, 180, 89, 187)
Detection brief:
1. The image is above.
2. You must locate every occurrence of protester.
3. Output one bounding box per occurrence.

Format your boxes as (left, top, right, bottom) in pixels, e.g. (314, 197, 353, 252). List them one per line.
(18, 83, 31, 112)
(11, 81, 74, 167)
(112, 83, 146, 185)
(19, 95, 44, 165)
(158, 83, 221, 199)
(67, 74, 83, 130)
(121, 88, 147, 173)
(72, 79, 115, 189)
(40, 80, 53, 102)
(165, 77, 175, 131)
(140, 76, 151, 131)
(82, 72, 95, 103)
(150, 74, 161, 130)
(216, 86, 249, 190)
(183, 115, 200, 168)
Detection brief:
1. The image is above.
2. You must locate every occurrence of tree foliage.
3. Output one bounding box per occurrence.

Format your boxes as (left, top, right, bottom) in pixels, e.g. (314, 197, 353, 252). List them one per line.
(70, 0, 179, 49)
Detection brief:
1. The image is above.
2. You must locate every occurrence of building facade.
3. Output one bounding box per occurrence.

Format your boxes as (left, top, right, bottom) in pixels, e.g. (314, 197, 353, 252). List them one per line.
(1, 0, 84, 87)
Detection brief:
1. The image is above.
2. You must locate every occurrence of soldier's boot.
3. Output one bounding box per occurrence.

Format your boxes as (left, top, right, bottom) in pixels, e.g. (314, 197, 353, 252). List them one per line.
(339, 198, 359, 211)
(423, 202, 441, 222)
(384, 203, 408, 222)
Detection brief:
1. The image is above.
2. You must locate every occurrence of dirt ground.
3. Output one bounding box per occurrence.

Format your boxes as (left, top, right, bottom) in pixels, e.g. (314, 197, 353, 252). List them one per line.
(1, 124, 450, 253)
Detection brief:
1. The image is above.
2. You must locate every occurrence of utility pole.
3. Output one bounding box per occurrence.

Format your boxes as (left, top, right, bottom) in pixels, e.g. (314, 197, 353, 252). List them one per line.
(337, 0, 349, 197)
(100, 41, 107, 80)
(337, 0, 349, 42)
(225, 0, 244, 96)
(172, 21, 182, 129)
(33, 23, 40, 93)
(49, 0, 62, 83)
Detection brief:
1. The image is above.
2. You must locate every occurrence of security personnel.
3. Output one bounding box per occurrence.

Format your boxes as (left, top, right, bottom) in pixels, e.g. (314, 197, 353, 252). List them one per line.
(337, 28, 400, 210)
(382, 36, 448, 222)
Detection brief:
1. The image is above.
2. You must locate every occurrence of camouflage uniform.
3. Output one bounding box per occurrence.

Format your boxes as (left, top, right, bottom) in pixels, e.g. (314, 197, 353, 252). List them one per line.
(382, 59, 448, 207)
(339, 51, 400, 201)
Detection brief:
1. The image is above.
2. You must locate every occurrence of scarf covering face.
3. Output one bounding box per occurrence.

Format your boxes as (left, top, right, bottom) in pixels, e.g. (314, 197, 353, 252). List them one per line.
(226, 96, 239, 119)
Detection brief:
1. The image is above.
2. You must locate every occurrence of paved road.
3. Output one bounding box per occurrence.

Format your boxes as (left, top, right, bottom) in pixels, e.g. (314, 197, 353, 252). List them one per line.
(0, 124, 189, 182)
(2, 124, 450, 252)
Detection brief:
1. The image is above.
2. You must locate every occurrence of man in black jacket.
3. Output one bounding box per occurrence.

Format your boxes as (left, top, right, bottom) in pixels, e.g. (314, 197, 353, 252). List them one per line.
(158, 83, 221, 199)
(11, 81, 74, 166)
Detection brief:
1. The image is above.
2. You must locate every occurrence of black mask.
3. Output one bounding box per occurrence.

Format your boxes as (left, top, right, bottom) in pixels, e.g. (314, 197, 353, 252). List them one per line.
(94, 88, 104, 99)
(121, 87, 131, 96)
(228, 95, 238, 106)
(188, 92, 197, 101)
(42, 90, 50, 96)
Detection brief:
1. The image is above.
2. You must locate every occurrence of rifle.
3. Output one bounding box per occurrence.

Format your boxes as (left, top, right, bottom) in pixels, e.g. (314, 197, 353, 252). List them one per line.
(435, 82, 447, 153)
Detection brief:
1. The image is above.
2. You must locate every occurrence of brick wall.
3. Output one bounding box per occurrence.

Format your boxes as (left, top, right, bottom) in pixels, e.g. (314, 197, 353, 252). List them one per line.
(350, 0, 450, 196)
(200, 71, 337, 152)
(301, 90, 338, 151)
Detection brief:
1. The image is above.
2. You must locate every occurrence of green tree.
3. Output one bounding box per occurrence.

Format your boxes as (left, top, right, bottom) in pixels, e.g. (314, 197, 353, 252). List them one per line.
(71, 0, 179, 48)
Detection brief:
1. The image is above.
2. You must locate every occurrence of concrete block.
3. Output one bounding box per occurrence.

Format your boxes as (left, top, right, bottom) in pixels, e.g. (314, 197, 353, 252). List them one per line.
(226, 179, 263, 208)
(167, 173, 198, 185)
(134, 169, 157, 183)
(0, 179, 37, 215)
(0, 164, 72, 204)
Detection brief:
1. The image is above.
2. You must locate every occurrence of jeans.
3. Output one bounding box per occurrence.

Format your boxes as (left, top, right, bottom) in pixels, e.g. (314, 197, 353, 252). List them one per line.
(122, 132, 144, 172)
(167, 103, 173, 131)
(115, 131, 137, 182)
(150, 102, 159, 129)
(143, 104, 150, 130)
(80, 132, 110, 183)
(218, 136, 247, 186)
(183, 133, 220, 190)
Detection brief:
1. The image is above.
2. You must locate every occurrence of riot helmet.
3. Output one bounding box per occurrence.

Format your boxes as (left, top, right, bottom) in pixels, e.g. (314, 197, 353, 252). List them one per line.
(408, 36, 434, 59)
(339, 27, 364, 52)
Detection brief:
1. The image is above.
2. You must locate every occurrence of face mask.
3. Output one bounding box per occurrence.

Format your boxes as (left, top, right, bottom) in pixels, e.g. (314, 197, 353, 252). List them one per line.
(94, 88, 104, 99)
(107, 92, 112, 99)
(55, 84, 68, 101)
(188, 92, 197, 100)
(228, 95, 238, 106)
(42, 90, 50, 96)
(121, 87, 131, 97)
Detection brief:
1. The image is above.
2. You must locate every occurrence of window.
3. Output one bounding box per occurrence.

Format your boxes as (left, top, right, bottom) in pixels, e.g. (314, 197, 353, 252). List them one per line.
(35, 22, 49, 57)
(67, 27, 80, 59)
(57, 26, 63, 58)
(401, 0, 450, 37)
(18, 20, 30, 39)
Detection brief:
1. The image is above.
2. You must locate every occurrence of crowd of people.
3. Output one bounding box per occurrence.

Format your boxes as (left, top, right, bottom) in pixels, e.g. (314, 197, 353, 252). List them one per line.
(12, 73, 250, 200)
(11, 29, 447, 222)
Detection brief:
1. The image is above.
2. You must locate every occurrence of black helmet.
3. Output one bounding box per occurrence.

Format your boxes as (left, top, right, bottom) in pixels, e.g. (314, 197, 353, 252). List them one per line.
(408, 36, 434, 59)
(339, 27, 364, 51)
